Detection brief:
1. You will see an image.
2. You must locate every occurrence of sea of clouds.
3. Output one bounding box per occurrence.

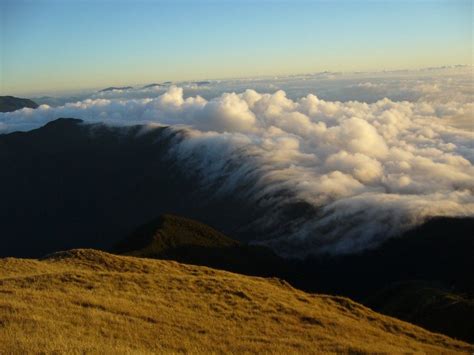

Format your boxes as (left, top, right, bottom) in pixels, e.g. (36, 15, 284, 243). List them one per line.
(1, 66, 473, 256)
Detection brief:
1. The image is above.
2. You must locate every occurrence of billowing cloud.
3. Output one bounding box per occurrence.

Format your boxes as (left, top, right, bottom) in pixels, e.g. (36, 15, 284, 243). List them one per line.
(1, 67, 473, 257)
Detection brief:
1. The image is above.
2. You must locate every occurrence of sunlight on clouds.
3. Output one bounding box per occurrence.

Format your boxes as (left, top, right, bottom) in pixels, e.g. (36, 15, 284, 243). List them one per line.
(1, 68, 473, 256)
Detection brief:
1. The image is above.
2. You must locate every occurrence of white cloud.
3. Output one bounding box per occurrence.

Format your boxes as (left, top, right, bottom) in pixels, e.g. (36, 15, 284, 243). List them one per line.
(1, 67, 473, 257)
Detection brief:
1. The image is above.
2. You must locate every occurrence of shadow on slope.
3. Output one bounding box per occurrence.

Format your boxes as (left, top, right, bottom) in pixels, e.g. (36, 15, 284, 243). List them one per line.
(306, 217, 474, 298)
(0, 118, 261, 257)
(367, 281, 474, 343)
(114, 214, 285, 277)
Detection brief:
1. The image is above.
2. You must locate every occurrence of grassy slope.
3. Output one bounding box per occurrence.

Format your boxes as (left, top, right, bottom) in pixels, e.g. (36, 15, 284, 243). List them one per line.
(113, 214, 474, 343)
(0, 250, 472, 353)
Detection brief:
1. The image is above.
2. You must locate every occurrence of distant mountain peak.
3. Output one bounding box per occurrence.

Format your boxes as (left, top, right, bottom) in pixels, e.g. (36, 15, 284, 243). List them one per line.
(98, 86, 133, 92)
(115, 214, 239, 257)
(142, 83, 167, 89)
(0, 96, 38, 112)
(44, 117, 84, 127)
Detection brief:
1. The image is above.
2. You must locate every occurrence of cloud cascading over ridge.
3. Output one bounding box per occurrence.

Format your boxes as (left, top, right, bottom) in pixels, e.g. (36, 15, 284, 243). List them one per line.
(1, 68, 473, 256)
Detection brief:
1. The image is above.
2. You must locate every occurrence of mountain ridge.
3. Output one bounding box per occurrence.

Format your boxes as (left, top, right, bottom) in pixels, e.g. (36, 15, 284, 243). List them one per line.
(0, 117, 472, 343)
(99, 86, 133, 92)
(112, 213, 474, 342)
(0, 249, 471, 353)
(0, 95, 38, 112)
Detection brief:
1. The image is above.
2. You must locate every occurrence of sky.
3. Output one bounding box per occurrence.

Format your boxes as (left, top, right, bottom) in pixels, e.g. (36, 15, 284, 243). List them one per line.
(0, 0, 472, 95)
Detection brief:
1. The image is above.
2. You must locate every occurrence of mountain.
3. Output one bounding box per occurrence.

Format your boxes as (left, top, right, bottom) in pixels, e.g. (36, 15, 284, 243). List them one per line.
(98, 86, 133, 92)
(113, 213, 474, 342)
(0, 118, 472, 342)
(115, 214, 239, 254)
(368, 281, 474, 343)
(0, 95, 38, 112)
(303, 217, 474, 298)
(114, 214, 284, 277)
(0, 249, 471, 353)
(192, 80, 211, 86)
(295, 217, 474, 343)
(142, 83, 168, 89)
(0, 118, 260, 258)
(115, 214, 474, 300)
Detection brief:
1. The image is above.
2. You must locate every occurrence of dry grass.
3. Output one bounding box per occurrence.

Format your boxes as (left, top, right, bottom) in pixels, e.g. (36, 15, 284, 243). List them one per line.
(0, 249, 472, 354)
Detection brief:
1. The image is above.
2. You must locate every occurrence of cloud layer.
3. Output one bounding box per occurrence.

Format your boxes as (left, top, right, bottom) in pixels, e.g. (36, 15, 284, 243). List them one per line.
(1, 67, 473, 256)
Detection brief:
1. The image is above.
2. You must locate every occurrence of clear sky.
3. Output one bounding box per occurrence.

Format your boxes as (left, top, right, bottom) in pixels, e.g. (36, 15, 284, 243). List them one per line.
(1, 0, 472, 95)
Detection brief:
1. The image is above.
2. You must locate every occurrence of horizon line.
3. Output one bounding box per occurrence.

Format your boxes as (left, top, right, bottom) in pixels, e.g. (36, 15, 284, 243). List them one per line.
(3, 64, 472, 98)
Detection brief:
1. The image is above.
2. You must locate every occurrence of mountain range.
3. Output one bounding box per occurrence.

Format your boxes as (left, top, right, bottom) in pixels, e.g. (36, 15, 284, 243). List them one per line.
(0, 117, 472, 345)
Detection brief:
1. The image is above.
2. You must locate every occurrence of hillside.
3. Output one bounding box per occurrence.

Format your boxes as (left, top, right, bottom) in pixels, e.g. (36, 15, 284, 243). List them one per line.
(115, 214, 239, 255)
(0, 96, 38, 112)
(112, 214, 474, 343)
(0, 249, 471, 353)
(297, 217, 474, 342)
(114, 214, 284, 277)
(304, 217, 474, 297)
(0, 118, 472, 343)
(368, 281, 474, 343)
(0, 118, 260, 258)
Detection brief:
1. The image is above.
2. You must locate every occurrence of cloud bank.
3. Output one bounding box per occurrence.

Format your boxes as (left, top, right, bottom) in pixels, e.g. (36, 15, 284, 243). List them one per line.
(1, 68, 473, 256)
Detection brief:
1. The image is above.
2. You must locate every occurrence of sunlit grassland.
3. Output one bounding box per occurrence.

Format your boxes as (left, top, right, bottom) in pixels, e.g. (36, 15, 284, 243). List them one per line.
(0, 249, 472, 353)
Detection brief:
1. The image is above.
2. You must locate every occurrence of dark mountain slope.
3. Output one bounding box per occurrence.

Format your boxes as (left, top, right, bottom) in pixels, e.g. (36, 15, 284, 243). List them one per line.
(114, 214, 284, 277)
(115, 214, 238, 254)
(0, 118, 259, 257)
(0, 117, 472, 341)
(303, 217, 474, 298)
(0, 96, 38, 112)
(367, 281, 474, 343)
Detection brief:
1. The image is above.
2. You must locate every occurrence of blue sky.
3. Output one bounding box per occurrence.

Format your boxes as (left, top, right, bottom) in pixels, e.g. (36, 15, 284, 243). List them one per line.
(1, 0, 471, 95)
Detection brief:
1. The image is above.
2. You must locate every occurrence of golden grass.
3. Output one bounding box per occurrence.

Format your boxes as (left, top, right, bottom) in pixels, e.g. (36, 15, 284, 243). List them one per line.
(0, 249, 472, 354)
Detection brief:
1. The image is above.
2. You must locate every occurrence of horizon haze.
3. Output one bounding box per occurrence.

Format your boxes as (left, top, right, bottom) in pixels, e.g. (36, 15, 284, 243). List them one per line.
(1, 0, 472, 95)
